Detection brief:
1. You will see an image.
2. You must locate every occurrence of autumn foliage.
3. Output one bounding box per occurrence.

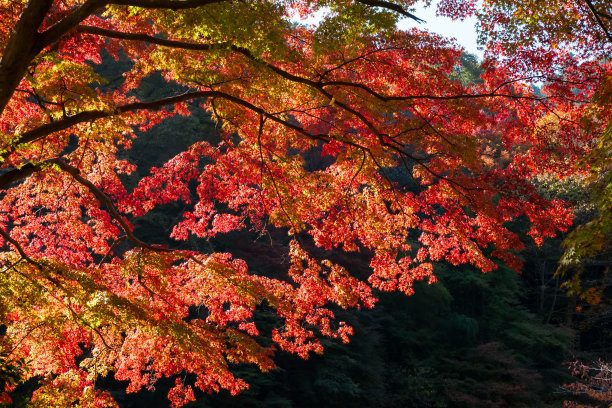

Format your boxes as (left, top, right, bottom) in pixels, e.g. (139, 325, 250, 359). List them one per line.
(564, 360, 612, 407)
(0, 0, 609, 406)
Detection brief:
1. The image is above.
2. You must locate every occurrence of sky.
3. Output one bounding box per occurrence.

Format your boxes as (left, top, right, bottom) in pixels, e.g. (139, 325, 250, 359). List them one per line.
(294, 1, 483, 58)
(399, 4, 482, 57)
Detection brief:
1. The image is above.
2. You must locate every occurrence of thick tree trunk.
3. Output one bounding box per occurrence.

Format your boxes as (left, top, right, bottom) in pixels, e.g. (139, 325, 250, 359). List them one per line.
(0, 0, 54, 116)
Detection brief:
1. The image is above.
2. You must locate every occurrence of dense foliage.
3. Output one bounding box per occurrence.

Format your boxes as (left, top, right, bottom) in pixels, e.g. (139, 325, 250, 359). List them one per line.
(0, 0, 609, 406)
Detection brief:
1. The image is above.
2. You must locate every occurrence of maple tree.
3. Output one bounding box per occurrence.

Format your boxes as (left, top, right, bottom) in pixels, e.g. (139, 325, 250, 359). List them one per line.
(0, 0, 609, 406)
(563, 359, 612, 407)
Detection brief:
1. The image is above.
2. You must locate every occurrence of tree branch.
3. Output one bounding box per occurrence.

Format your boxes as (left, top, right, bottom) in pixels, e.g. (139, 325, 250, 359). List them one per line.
(36, 0, 108, 52)
(76, 25, 555, 104)
(0, 257, 24, 275)
(0, 163, 45, 190)
(76, 25, 231, 51)
(583, 0, 612, 43)
(0, 158, 170, 254)
(1, 0, 232, 119)
(0, 226, 41, 268)
(39, 0, 233, 52)
(355, 0, 424, 22)
(108, 0, 231, 9)
(4, 72, 474, 197)
(3, 90, 217, 160)
(98, 236, 127, 267)
(48, 159, 172, 253)
(3, 90, 336, 159)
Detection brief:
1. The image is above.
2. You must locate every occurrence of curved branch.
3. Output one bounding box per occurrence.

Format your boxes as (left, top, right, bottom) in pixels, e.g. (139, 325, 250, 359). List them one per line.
(36, 0, 107, 52)
(0, 257, 25, 275)
(109, 0, 231, 8)
(4, 90, 337, 157)
(1, 0, 233, 118)
(5, 62, 476, 195)
(0, 163, 44, 190)
(583, 0, 612, 42)
(73, 24, 546, 184)
(76, 25, 557, 104)
(49, 159, 172, 253)
(5, 85, 471, 196)
(0, 226, 41, 268)
(355, 0, 424, 22)
(3, 90, 217, 160)
(39, 0, 233, 51)
(76, 25, 231, 51)
(0, 157, 172, 253)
